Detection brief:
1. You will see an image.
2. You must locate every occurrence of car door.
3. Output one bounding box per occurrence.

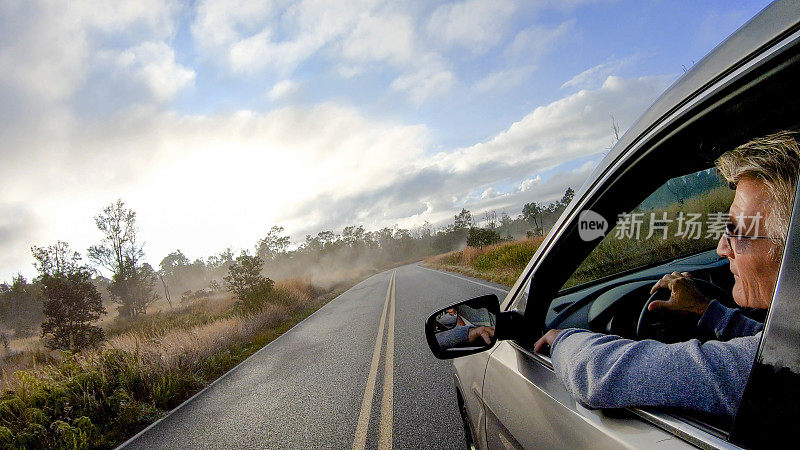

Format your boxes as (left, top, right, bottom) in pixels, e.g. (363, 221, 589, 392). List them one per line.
(481, 7, 800, 448)
(482, 171, 731, 449)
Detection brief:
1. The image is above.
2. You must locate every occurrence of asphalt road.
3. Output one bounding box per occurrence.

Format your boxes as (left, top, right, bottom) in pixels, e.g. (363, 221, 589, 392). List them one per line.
(120, 262, 509, 449)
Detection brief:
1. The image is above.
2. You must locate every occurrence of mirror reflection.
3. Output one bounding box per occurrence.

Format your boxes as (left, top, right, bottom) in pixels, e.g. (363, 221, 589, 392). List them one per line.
(432, 300, 496, 352)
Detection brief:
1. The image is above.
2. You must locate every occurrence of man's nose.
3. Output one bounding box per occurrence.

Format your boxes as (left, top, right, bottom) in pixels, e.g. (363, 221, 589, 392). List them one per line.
(717, 234, 734, 258)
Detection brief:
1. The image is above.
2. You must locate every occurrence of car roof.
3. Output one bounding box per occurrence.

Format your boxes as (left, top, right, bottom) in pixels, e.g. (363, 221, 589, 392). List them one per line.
(589, 0, 800, 186)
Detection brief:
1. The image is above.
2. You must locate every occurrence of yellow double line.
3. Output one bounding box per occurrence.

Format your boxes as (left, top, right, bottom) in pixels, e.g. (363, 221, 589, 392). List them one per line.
(352, 271, 396, 450)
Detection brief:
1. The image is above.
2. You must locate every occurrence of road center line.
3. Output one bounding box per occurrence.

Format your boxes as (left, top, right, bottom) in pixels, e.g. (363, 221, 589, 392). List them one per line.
(378, 272, 395, 449)
(352, 271, 393, 450)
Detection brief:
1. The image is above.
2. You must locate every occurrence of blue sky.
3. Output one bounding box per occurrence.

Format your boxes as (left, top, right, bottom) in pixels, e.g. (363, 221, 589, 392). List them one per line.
(0, 0, 773, 280)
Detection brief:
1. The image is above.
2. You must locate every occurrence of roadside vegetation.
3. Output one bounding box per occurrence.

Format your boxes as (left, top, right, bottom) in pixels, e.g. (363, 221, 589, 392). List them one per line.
(0, 278, 335, 448)
(424, 237, 545, 287)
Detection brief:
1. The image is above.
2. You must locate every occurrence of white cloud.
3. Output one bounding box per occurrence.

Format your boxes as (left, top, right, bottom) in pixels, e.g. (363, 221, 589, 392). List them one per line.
(279, 74, 671, 242)
(474, 65, 536, 92)
(341, 12, 415, 65)
(518, 176, 541, 192)
(427, 0, 517, 53)
(115, 42, 195, 103)
(192, 0, 390, 74)
(268, 79, 301, 101)
(433, 75, 670, 176)
(190, 1, 455, 105)
(0, 0, 180, 104)
(505, 20, 575, 61)
(390, 54, 455, 105)
(561, 57, 633, 90)
(191, 0, 276, 52)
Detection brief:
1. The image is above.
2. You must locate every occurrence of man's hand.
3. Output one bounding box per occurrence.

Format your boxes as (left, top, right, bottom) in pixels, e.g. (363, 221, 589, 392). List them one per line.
(468, 326, 495, 345)
(648, 271, 710, 316)
(533, 329, 562, 354)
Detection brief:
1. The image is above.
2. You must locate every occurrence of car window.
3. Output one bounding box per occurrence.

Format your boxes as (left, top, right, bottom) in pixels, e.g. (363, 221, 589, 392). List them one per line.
(560, 168, 734, 292)
(510, 276, 531, 312)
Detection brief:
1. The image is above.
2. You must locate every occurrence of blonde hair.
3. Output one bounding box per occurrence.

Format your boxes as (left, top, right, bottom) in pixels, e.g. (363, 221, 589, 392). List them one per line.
(716, 130, 800, 253)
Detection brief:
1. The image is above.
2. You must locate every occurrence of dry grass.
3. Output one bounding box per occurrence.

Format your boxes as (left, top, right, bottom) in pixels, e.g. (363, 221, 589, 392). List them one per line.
(103, 301, 293, 375)
(0, 276, 337, 447)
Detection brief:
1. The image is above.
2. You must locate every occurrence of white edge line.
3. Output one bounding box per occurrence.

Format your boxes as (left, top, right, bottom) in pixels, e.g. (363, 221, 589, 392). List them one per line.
(417, 265, 509, 294)
(116, 271, 391, 449)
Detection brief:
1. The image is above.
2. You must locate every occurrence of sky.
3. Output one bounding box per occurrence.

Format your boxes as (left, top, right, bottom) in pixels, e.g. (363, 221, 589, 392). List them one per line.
(0, 0, 774, 281)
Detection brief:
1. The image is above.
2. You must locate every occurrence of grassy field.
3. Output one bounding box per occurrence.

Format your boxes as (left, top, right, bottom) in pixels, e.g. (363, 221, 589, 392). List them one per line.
(423, 237, 546, 287)
(0, 276, 358, 449)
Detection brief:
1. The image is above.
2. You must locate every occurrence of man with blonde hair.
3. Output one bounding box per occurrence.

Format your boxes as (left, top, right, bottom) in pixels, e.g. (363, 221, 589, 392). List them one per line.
(534, 130, 800, 417)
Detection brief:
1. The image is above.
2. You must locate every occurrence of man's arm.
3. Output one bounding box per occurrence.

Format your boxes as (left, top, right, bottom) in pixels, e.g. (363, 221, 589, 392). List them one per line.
(435, 325, 471, 349)
(550, 329, 760, 417)
(698, 300, 764, 340)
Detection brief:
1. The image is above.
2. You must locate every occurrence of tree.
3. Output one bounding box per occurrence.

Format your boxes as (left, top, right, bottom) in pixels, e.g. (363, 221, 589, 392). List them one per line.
(256, 226, 291, 261)
(88, 199, 156, 318)
(467, 227, 502, 248)
(483, 210, 498, 230)
(560, 187, 575, 207)
(224, 252, 274, 312)
(33, 242, 105, 351)
(522, 202, 544, 235)
(0, 274, 43, 337)
(453, 208, 474, 231)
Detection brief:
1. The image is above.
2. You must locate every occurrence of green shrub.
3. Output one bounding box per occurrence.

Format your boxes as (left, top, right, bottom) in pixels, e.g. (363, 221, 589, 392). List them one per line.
(0, 426, 14, 446)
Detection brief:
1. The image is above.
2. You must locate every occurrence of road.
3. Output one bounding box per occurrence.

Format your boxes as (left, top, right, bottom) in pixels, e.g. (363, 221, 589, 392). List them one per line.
(120, 262, 510, 449)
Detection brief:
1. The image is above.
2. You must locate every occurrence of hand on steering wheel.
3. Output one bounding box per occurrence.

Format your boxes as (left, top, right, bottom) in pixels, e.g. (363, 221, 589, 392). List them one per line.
(636, 273, 727, 340)
(647, 271, 712, 316)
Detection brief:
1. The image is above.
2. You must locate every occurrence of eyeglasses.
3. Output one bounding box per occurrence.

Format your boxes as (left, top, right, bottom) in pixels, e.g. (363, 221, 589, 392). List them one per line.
(724, 221, 776, 254)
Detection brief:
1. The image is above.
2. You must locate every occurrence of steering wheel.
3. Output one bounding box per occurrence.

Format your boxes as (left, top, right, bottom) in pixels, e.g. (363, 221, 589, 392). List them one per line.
(636, 278, 729, 341)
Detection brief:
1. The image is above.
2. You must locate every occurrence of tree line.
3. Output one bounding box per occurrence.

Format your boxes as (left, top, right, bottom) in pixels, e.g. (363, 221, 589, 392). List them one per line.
(0, 187, 575, 352)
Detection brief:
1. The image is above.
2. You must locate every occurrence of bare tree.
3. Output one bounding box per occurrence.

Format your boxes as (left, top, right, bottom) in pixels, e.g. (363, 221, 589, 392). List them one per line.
(88, 199, 156, 318)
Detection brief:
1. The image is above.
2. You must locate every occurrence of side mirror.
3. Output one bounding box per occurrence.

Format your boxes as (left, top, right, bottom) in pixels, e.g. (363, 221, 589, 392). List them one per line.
(425, 294, 524, 360)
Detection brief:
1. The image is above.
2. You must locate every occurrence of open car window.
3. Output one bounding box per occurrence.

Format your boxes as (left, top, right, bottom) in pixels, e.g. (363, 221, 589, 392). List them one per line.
(560, 167, 734, 292)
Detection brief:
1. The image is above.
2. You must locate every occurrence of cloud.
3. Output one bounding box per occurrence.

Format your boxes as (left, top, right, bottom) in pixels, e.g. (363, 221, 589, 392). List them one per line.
(0, 203, 43, 280)
(341, 12, 415, 65)
(390, 54, 455, 105)
(278, 74, 671, 240)
(505, 20, 575, 62)
(473, 65, 536, 92)
(481, 187, 498, 199)
(426, 0, 517, 53)
(190, 1, 454, 105)
(114, 42, 195, 103)
(268, 79, 301, 101)
(433, 75, 670, 175)
(193, 0, 414, 75)
(561, 57, 634, 90)
(0, 0, 180, 104)
(518, 176, 541, 192)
